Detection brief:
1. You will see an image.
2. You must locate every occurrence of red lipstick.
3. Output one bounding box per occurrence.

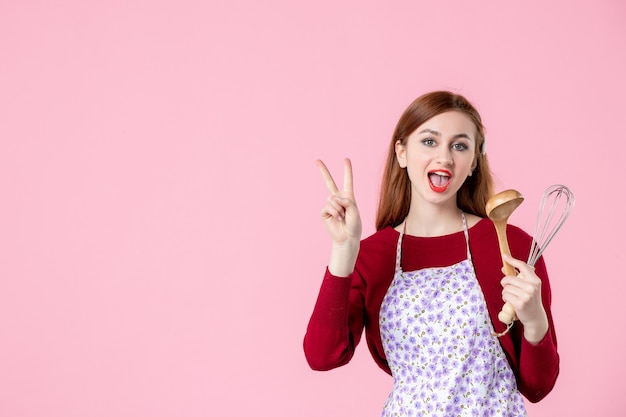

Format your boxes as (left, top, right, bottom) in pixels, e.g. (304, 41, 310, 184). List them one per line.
(428, 169, 452, 193)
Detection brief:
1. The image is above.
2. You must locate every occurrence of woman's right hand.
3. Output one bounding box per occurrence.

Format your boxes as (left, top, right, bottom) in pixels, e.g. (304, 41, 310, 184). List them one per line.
(316, 159, 362, 276)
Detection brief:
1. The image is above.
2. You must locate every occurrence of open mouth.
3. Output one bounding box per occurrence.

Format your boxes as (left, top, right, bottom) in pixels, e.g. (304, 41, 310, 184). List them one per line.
(428, 170, 451, 193)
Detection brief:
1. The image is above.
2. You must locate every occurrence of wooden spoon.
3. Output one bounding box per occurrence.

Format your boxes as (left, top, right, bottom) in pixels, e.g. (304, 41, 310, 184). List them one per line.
(486, 189, 524, 330)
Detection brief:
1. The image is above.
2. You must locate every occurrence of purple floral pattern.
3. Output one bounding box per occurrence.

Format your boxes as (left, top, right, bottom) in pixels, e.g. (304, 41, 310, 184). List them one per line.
(379, 222, 527, 416)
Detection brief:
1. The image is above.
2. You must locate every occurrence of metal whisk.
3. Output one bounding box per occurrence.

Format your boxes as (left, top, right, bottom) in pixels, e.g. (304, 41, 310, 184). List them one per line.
(527, 184, 575, 266)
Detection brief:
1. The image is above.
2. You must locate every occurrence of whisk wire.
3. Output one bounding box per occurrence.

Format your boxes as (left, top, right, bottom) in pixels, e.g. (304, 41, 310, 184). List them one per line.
(527, 185, 575, 266)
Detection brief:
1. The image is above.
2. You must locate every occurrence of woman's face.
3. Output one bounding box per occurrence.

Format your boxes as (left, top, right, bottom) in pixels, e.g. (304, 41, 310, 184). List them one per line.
(395, 110, 478, 208)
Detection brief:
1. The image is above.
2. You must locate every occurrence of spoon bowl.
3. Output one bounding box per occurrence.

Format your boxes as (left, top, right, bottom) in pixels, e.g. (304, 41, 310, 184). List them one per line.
(486, 189, 524, 221)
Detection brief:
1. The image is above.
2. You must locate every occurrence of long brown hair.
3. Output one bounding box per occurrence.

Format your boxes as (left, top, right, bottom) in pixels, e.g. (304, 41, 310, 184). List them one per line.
(375, 91, 494, 231)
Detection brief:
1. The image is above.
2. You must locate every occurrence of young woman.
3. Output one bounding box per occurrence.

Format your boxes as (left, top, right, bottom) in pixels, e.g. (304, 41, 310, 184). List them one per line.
(304, 91, 559, 416)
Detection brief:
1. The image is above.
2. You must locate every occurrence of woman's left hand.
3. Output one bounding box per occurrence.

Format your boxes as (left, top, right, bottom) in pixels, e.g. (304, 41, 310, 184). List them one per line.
(501, 254, 549, 344)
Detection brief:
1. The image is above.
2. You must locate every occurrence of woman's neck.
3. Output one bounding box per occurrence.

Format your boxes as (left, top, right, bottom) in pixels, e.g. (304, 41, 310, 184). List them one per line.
(403, 203, 463, 237)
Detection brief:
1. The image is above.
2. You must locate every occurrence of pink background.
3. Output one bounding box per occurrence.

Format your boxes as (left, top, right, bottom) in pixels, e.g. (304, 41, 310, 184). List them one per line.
(1, 1, 624, 416)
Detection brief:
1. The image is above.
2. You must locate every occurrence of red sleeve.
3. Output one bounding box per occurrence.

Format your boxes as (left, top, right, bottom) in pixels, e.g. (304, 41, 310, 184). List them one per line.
(515, 256, 560, 402)
(303, 268, 366, 371)
(517, 327, 559, 402)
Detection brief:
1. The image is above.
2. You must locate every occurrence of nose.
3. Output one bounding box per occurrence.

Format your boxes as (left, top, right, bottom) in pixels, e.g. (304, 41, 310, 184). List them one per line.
(437, 148, 453, 165)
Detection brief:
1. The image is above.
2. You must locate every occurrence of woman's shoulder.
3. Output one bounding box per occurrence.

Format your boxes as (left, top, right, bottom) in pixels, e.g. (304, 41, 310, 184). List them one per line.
(360, 226, 399, 250)
(469, 217, 532, 239)
(470, 217, 534, 258)
(354, 227, 399, 277)
(507, 223, 532, 239)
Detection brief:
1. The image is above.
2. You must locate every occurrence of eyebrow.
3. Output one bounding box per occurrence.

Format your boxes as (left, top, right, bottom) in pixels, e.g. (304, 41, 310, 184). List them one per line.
(418, 129, 473, 140)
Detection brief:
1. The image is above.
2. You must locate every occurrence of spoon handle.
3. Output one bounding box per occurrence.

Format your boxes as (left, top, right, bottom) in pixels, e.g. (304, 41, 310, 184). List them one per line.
(493, 220, 519, 326)
(493, 220, 516, 276)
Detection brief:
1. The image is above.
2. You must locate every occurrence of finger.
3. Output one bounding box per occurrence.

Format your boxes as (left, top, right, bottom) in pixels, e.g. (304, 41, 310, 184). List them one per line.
(326, 196, 347, 217)
(501, 274, 531, 288)
(501, 277, 540, 304)
(321, 205, 343, 221)
(501, 262, 517, 277)
(316, 159, 340, 194)
(502, 282, 531, 298)
(343, 158, 354, 195)
(502, 254, 535, 275)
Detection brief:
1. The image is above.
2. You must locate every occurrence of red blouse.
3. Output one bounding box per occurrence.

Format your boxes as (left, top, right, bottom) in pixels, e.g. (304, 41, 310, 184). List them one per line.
(304, 218, 559, 403)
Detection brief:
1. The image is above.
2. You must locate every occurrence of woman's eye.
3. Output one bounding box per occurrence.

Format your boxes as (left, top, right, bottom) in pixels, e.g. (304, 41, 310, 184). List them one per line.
(422, 139, 436, 146)
(452, 143, 468, 151)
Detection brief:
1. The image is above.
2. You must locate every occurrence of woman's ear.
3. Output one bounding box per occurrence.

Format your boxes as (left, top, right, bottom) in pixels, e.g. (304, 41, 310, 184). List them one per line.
(470, 157, 478, 173)
(395, 140, 407, 168)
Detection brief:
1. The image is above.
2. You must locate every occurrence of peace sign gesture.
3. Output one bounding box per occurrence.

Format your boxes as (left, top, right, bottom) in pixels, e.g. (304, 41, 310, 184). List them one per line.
(317, 159, 363, 263)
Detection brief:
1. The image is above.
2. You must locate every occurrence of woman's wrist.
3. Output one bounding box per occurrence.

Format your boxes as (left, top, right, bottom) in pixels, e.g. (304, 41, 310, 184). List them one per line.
(522, 312, 549, 345)
(328, 239, 360, 277)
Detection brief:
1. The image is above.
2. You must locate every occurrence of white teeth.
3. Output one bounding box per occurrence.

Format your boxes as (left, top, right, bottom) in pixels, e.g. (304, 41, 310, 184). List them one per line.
(431, 171, 450, 178)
